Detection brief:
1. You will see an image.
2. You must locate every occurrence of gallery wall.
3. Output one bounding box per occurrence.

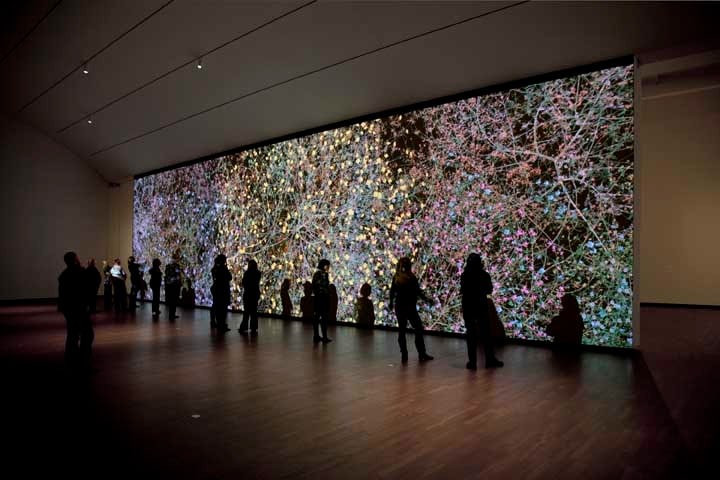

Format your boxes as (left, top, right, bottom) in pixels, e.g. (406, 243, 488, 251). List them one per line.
(0, 115, 109, 300)
(637, 52, 720, 307)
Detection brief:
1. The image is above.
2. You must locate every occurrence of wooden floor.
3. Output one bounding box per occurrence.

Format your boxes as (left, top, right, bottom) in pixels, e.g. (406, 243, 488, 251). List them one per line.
(0, 303, 694, 479)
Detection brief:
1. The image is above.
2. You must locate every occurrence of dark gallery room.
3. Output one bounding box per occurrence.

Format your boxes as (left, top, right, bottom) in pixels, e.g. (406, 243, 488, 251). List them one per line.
(1, 1, 719, 478)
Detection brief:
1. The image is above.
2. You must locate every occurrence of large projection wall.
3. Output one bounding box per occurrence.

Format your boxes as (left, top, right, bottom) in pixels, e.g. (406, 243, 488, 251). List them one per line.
(134, 64, 633, 347)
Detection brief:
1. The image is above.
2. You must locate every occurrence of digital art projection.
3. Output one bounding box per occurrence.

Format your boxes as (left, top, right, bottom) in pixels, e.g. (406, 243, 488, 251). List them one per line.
(134, 64, 634, 347)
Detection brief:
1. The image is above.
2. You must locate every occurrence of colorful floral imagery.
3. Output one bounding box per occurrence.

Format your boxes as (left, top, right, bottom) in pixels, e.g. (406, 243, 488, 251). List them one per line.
(134, 65, 633, 347)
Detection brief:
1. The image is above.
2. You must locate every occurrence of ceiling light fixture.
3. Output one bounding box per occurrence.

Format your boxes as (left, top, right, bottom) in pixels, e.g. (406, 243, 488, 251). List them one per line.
(196, 58, 203, 70)
(87, 118, 93, 125)
(82, 63, 89, 75)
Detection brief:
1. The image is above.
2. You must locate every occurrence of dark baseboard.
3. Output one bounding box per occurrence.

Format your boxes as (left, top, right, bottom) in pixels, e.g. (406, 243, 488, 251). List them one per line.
(641, 302, 720, 311)
(3, 298, 635, 354)
(223, 307, 635, 355)
(0, 295, 110, 307)
(0, 297, 58, 306)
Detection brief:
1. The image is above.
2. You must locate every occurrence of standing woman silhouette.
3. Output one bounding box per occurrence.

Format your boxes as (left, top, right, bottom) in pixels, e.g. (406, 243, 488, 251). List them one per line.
(211, 254, 232, 333)
(461, 253, 503, 369)
(240, 259, 261, 334)
(389, 257, 434, 363)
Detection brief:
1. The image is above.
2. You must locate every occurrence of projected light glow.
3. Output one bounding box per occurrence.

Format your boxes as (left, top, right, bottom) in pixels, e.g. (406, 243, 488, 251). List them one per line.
(134, 64, 633, 347)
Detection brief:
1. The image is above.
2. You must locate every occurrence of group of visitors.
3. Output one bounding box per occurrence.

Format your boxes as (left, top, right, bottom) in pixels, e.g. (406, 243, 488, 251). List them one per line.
(59, 249, 584, 372)
(97, 255, 184, 319)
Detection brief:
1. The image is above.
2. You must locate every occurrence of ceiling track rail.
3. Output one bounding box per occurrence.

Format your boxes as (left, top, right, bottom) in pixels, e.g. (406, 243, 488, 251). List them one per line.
(16, 0, 177, 114)
(57, 0, 319, 134)
(0, 0, 64, 65)
(90, 1, 530, 158)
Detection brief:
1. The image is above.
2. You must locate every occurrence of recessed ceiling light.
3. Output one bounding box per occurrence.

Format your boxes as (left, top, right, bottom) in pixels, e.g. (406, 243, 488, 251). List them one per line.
(196, 58, 203, 70)
(87, 119, 93, 125)
(82, 64, 89, 75)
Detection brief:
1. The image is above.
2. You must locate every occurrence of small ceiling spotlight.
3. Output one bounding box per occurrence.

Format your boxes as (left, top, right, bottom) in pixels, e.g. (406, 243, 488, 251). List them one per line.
(87, 118, 93, 125)
(196, 58, 203, 70)
(82, 63, 89, 75)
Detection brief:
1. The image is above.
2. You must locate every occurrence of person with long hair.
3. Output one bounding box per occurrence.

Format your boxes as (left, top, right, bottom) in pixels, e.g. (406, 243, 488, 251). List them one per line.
(355, 283, 375, 329)
(546, 294, 584, 347)
(311, 259, 333, 343)
(240, 259, 261, 334)
(461, 253, 503, 369)
(211, 254, 232, 333)
(389, 257, 433, 363)
(300, 281, 314, 322)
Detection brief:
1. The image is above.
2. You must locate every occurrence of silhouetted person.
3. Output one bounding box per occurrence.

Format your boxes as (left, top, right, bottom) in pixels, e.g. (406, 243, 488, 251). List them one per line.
(58, 251, 94, 369)
(355, 283, 375, 329)
(281, 278, 292, 317)
(181, 277, 196, 308)
(110, 258, 127, 312)
(128, 256, 142, 310)
(312, 259, 332, 343)
(389, 257, 433, 363)
(300, 281, 314, 322)
(461, 253, 503, 369)
(164, 254, 182, 320)
(487, 297, 507, 343)
(149, 258, 162, 318)
(328, 283, 338, 323)
(547, 294, 584, 347)
(86, 258, 101, 313)
(102, 260, 113, 310)
(138, 269, 147, 303)
(240, 259, 261, 334)
(211, 254, 231, 333)
(209, 274, 217, 329)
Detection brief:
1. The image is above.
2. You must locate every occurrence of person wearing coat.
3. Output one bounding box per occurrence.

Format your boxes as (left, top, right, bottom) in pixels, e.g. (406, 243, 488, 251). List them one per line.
(460, 253, 503, 369)
(239, 259, 261, 334)
(389, 257, 433, 363)
(58, 251, 94, 369)
(311, 259, 333, 343)
(211, 254, 232, 333)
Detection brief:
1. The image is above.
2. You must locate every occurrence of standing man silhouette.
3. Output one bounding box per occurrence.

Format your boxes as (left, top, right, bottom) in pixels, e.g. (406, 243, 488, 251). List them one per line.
(86, 258, 101, 313)
(211, 254, 232, 333)
(58, 252, 94, 370)
(164, 254, 182, 320)
(149, 258, 162, 318)
(240, 259, 261, 334)
(311, 259, 333, 343)
(280, 278, 293, 317)
(128, 256, 141, 310)
(461, 253, 503, 369)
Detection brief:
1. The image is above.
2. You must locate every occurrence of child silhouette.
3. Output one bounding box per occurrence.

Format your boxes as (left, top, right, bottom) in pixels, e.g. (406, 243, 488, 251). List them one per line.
(355, 283, 375, 329)
(300, 281, 314, 323)
(547, 294, 584, 347)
